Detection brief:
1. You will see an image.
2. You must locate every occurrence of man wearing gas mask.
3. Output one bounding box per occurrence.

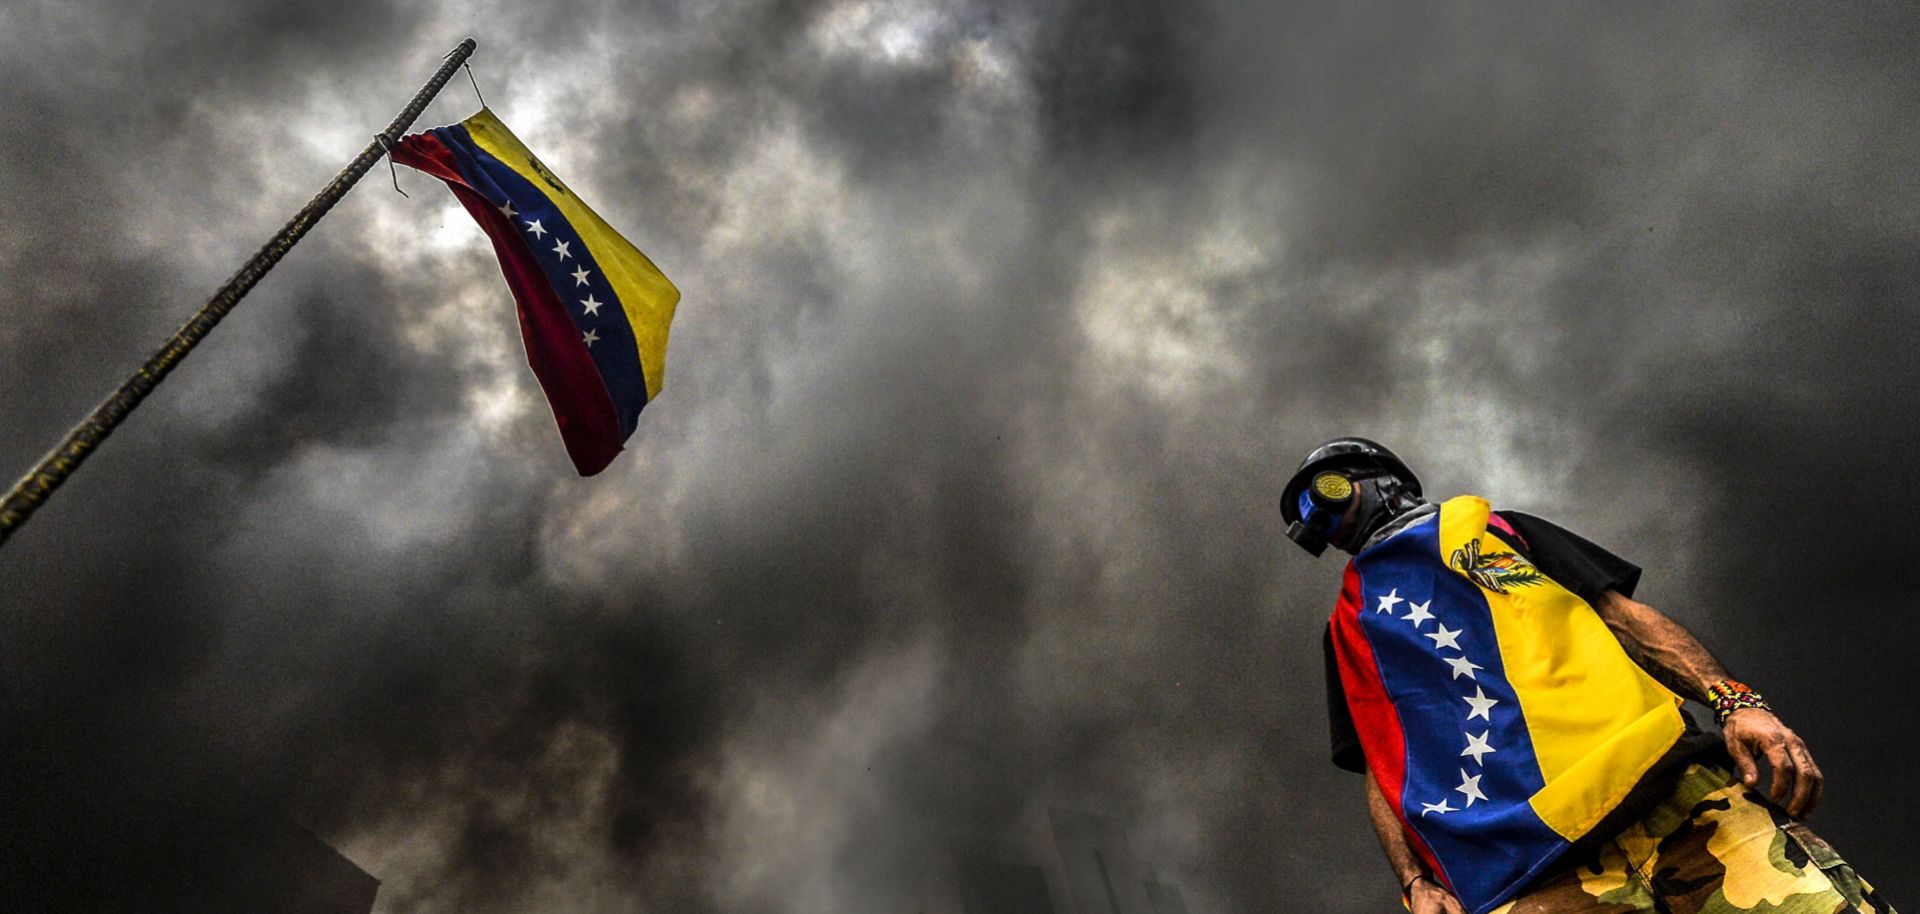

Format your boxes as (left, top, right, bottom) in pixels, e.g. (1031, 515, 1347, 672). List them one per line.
(1283, 438, 1893, 914)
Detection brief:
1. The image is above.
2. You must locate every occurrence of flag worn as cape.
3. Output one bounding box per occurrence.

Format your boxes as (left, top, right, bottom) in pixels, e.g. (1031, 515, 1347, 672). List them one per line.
(393, 108, 679, 476)
(1329, 495, 1688, 914)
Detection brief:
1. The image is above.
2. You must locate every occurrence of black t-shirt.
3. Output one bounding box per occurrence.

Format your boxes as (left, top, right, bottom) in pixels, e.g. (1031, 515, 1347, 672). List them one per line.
(1323, 510, 1648, 774)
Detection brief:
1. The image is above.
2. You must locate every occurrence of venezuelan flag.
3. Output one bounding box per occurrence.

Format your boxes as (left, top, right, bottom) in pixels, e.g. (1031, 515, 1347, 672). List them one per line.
(1328, 496, 1686, 914)
(393, 109, 678, 475)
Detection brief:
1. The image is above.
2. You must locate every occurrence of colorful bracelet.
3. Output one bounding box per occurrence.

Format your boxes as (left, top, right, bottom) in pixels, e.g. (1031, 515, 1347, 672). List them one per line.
(1705, 679, 1771, 725)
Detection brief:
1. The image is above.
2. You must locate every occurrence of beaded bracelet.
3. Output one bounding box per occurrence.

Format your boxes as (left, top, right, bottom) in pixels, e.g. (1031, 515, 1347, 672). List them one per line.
(1705, 679, 1771, 725)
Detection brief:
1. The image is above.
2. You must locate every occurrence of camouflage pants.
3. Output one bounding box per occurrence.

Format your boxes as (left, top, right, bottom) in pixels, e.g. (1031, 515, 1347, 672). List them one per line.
(1492, 761, 1895, 914)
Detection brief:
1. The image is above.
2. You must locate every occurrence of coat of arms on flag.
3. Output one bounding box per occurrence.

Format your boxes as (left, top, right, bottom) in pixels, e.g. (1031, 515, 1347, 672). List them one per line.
(1449, 538, 1546, 594)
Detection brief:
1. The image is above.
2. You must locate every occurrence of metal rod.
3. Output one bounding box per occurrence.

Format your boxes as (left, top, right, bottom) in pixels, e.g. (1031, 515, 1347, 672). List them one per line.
(0, 38, 478, 549)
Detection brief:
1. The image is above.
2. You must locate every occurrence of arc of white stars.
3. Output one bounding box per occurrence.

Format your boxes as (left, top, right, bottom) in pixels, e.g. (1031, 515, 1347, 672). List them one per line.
(1420, 799, 1455, 817)
(571, 265, 592, 287)
(1464, 686, 1499, 721)
(1461, 731, 1497, 765)
(553, 239, 572, 261)
(1375, 589, 1404, 614)
(1402, 600, 1434, 627)
(1444, 655, 1483, 681)
(497, 200, 516, 218)
(1455, 769, 1487, 807)
(580, 295, 603, 317)
(582, 328, 599, 347)
(1423, 624, 1463, 651)
(525, 218, 547, 238)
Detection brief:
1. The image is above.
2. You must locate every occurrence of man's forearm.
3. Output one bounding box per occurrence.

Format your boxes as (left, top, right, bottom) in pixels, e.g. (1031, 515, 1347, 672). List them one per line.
(1592, 590, 1731, 701)
(1594, 589, 1828, 817)
(1364, 772, 1426, 887)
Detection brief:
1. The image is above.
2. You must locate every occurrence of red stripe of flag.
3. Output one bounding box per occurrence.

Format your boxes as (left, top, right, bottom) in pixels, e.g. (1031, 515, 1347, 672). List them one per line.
(1329, 561, 1451, 891)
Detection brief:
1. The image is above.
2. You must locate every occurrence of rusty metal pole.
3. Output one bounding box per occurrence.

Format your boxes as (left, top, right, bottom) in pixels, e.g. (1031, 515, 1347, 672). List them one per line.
(0, 38, 478, 549)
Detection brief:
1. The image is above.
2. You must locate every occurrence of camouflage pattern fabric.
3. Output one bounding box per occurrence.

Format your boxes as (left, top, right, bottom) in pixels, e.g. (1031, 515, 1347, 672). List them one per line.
(1489, 762, 1895, 914)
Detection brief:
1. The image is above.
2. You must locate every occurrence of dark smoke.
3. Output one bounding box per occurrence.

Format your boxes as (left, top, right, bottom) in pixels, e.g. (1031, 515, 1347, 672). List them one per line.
(2, 1, 1915, 911)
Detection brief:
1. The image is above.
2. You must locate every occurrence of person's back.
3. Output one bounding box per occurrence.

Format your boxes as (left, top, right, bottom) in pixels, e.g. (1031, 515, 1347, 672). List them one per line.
(1283, 437, 1896, 914)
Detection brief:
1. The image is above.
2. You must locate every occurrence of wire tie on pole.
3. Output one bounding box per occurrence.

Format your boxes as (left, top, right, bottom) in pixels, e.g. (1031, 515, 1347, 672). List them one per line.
(464, 61, 487, 109)
(376, 134, 409, 198)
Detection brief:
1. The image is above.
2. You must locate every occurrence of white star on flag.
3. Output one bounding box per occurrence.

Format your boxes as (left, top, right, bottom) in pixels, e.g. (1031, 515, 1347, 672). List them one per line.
(1420, 799, 1456, 817)
(1444, 655, 1484, 680)
(582, 328, 599, 347)
(525, 218, 547, 238)
(1464, 686, 1499, 721)
(1375, 589, 1405, 614)
(580, 295, 603, 316)
(553, 240, 572, 261)
(1403, 600, 1434, 627)
(1461, 731, 1497, 765)
(571, 265, 592, 286)
(498, 200, 516, 218)
(1423, 624, 1463, 651)
(1455, 769, 1487, 807)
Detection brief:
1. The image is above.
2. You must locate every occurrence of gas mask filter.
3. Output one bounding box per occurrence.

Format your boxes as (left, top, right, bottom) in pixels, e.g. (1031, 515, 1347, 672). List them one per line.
(1286, 471, 1355, 557)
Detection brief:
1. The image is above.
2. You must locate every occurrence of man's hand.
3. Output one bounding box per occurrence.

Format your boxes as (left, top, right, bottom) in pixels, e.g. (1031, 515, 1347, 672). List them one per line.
(1408, 876, 1466, 914)
(1722, 708, 1823, 818)
(1590, 591, 1826, 819)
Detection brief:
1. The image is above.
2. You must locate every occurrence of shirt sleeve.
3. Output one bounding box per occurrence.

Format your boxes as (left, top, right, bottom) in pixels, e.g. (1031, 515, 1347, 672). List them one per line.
(1494, 510, 1643, 605)
(1323, 623, 1366, 773)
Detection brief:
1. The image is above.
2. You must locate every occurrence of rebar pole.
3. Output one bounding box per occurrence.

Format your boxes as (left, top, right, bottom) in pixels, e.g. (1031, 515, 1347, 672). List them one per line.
(0, 38, 478, 549)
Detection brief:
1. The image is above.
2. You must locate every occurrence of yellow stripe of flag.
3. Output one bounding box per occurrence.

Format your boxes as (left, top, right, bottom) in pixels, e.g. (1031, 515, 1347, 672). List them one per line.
(462, 108, 680, 399)
(1437, 496, 1685, 839)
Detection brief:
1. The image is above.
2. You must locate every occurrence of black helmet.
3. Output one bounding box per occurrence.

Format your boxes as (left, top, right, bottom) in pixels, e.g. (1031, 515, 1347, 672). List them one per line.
(1281, 437, 1423, 556)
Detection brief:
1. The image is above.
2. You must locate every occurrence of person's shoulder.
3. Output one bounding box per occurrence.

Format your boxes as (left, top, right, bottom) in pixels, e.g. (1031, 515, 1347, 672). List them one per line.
(1490, 508, 1590, 536)
(1491, 507, 1552, 525)
(1490, 508, 1643, 600)
(1488, 507, 1530, 531)
(1488, 507, 1554, 550)
(1493, 509, 1595, 543)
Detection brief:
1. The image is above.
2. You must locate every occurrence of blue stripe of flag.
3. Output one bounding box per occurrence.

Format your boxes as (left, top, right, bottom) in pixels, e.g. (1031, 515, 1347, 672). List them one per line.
(1353, 516, 1565, 912)
(432, 125, 650, 438)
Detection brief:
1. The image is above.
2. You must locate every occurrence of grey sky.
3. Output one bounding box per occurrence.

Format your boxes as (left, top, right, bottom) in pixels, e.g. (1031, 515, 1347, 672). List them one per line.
(2, 1, 1916, 911)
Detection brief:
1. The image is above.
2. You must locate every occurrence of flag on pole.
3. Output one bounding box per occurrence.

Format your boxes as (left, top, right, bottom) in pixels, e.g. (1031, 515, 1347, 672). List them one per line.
(393, 109, 678, 476)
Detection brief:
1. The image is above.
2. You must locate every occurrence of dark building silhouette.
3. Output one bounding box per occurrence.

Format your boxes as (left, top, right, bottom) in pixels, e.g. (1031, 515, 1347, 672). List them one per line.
(2, 702, 377, 914)
(3, 800, 377, 913)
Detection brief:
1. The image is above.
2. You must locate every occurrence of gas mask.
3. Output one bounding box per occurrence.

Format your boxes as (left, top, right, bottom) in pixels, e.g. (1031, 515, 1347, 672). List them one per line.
(1280, 437, 1426, 558)
(1286, 470, 1422, 557)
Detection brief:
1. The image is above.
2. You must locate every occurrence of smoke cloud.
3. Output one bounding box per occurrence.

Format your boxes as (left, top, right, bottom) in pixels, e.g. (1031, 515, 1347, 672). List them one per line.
(2, 1, 1915, 910)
